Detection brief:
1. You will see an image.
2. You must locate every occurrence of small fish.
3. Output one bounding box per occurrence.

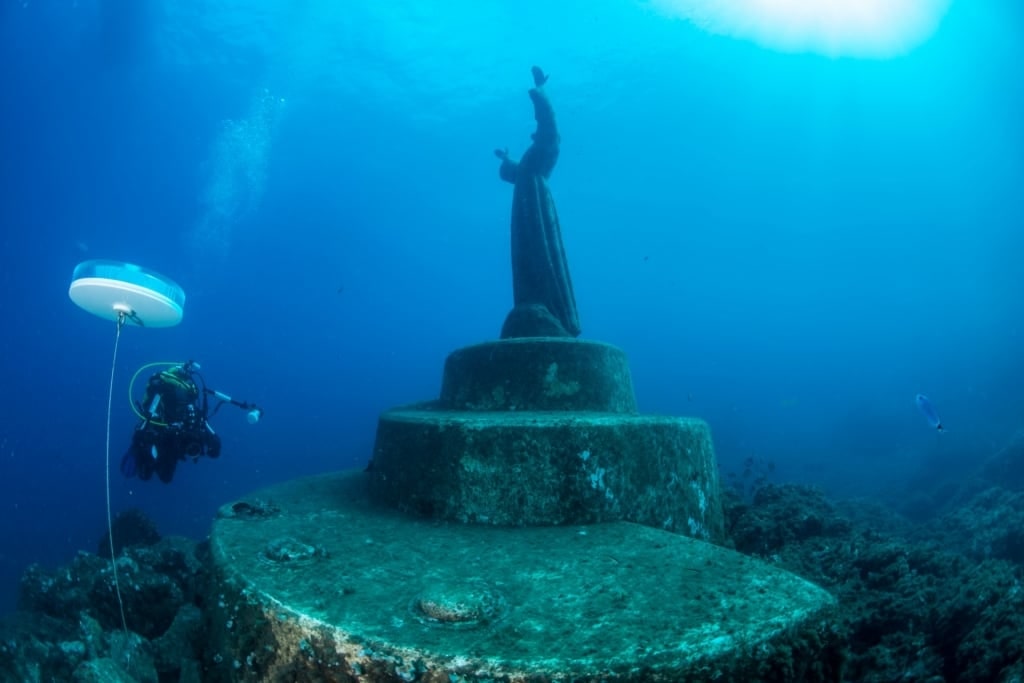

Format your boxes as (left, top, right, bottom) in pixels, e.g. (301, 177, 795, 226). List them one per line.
(915, 394, 943, 431)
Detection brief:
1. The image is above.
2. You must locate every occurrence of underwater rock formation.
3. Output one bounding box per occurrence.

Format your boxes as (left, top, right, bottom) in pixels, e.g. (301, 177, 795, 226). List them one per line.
(6, 535, 209, 682)
(725, 483, 1024, 682)
(918, 487, 1024, 565)
(98, 508, 161, 559)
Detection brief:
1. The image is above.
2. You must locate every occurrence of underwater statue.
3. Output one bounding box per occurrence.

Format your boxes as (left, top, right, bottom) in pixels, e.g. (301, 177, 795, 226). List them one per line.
(494, 66, 581, 339)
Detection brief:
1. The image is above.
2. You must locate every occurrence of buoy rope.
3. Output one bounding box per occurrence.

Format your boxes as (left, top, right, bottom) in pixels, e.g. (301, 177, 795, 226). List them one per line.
(106, 313, 130, 652)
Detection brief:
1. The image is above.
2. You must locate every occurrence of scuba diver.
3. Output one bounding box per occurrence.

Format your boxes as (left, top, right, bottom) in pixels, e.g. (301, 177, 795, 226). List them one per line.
(121, 361, 262, 484)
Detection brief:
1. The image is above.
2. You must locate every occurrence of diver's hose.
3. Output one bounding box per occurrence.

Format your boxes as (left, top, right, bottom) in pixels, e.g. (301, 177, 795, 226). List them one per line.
(127, 361, 184, 425)
(106, 315, 130, 645)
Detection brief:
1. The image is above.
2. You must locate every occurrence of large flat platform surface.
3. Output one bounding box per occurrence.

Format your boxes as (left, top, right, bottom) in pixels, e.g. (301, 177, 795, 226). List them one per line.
(211, 470, 836, 679)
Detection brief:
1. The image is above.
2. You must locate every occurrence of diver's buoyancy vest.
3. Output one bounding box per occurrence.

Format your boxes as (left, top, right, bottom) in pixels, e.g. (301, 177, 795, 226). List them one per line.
(146, 369, 200, 425)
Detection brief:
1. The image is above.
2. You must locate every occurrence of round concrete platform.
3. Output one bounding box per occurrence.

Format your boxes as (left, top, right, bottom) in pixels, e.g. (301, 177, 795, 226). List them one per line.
(369, 408, 726, 541)
(205, 471, 842, 682)
(439, 338, 637, 413)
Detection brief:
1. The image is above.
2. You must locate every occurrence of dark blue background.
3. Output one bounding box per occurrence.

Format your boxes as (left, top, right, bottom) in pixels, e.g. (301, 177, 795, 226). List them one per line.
(1, 0, 1021, 613)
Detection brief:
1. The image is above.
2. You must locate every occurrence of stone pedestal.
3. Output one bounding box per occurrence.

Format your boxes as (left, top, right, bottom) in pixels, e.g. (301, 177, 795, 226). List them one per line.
(205, 472, 842, 683)
(439, 338, 637, 413)
(203, 336, 843, 680)
(370, 408, 722, 539)
(368, 338, 725, 542)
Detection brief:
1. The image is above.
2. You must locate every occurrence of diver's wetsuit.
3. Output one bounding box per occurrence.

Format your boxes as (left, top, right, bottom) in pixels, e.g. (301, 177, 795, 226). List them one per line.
(123, 367, 221, 483)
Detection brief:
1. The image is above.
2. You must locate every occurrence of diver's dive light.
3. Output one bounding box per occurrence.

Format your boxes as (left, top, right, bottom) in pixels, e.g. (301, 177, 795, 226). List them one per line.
(211, 389, 263, 425)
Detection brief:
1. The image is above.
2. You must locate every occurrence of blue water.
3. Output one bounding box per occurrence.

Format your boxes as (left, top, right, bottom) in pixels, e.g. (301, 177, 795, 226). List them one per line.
(1, 0, 1021, 615)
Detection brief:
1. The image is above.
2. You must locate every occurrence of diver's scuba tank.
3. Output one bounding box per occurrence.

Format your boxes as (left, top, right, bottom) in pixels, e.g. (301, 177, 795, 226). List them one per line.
(147, 393, 162, 418)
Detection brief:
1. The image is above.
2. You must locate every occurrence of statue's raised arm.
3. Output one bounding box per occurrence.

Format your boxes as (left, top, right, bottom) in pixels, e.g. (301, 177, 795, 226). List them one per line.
(528, 66, 559, 151)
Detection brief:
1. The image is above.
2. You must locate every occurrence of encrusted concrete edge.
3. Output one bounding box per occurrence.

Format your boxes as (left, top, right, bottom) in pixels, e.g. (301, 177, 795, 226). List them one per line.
(202, 556, 844, 683)
(370, 411, 726, 542)
(439, 338, 638, 414)
(202, 475, 845, 683)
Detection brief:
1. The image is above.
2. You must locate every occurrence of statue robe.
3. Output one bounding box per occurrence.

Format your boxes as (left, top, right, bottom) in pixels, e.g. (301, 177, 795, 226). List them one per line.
(497, 87, 581, 338)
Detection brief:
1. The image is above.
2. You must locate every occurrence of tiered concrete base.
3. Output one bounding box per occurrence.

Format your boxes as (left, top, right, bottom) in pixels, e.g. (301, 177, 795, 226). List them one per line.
(206, 472, 842, 683)
(367, 338, 725, 542)
(370, 407, 724, 540)
(439, 338, 638, 413)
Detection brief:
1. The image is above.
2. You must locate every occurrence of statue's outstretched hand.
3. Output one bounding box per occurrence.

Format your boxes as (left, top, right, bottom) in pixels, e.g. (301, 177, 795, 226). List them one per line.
(531, 66, 549, 87)
(494, 148, 510, 161)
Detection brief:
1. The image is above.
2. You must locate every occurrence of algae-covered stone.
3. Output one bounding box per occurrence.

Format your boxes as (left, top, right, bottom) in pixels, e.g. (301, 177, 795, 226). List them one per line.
(73, 654, 156, 683)
(370, 408, 725, 541)
(151, 604, 203, 674)
(439, 338, 637, 413)
(205, 471, 842, 682)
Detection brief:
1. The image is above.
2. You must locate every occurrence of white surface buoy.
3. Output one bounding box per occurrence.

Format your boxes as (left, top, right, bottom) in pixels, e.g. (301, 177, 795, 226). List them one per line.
(69, 259, 185, 327)
(67, 259, 187, 641)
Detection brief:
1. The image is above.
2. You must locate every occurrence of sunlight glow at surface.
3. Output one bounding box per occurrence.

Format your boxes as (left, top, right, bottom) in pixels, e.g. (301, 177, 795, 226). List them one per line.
(650, 0, 953, 58)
